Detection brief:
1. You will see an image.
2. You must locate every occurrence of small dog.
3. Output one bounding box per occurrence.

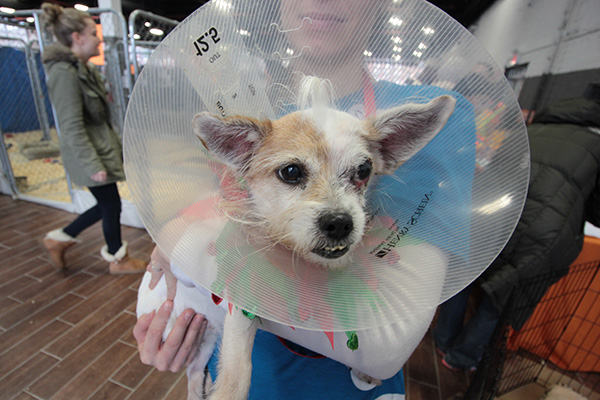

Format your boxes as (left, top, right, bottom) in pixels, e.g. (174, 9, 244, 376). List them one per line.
(137, 77, 455, 399)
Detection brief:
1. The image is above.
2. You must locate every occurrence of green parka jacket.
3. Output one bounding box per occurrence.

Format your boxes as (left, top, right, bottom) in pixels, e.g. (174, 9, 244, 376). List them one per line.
(42, 44, 125, 188)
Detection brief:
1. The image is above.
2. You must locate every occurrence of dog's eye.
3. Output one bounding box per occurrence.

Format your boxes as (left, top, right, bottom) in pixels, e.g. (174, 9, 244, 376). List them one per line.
(277, 164, 303, 184)
(356, 160, 372, 181)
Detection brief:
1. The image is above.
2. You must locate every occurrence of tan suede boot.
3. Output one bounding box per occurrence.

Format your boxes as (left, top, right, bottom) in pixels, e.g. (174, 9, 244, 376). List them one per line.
(42, 229, 79, 269)
(100, 242, 147, 275)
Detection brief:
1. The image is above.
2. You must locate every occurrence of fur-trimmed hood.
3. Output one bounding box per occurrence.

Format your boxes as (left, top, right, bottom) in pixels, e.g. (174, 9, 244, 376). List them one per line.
(42, 43, 78, 66)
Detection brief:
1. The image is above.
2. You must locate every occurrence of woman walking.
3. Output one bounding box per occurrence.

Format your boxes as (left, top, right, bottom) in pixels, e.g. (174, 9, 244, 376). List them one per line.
(41, 3, 146, 274)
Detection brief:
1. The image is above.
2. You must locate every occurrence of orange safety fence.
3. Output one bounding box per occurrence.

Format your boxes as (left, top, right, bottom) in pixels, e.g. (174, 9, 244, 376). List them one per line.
(506, 236, 600, 372)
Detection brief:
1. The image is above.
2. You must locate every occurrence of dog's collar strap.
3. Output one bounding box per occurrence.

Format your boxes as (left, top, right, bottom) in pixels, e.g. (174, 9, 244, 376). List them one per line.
(276, 336, 326, 359)
(363, 71, 376, 118)
(276, 330, 360, 359)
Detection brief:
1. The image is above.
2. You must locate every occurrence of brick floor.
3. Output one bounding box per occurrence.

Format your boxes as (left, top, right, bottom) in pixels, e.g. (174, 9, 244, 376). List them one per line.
(0, 195, 472, 400)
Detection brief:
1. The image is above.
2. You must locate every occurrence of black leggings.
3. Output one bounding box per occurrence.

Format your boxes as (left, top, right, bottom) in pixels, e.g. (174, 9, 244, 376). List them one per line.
(63, 183, 122, 255)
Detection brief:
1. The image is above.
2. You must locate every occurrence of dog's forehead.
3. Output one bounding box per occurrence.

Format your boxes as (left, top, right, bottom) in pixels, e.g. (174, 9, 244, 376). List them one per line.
(267, 110, 369, 158)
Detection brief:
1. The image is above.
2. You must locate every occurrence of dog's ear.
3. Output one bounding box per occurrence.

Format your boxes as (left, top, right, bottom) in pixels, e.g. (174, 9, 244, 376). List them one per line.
(193, 112, 272, 171)
(367, 95, 456, 174)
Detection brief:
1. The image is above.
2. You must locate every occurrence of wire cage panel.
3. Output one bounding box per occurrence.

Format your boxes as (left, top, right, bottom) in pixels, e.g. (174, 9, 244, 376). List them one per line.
(467, 236, 600, 399)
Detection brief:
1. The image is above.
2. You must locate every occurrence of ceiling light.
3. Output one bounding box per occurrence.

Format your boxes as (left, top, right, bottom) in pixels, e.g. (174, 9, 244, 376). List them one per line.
(214, 0, 232, 12)
(389, 16, 403, 26)
(149, 28, 164, 36)
(74, 4, 89, 11)
(0, 7, 16, 14)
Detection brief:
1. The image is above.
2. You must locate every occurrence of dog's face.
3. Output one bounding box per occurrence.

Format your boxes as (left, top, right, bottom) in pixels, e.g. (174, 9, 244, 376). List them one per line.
(193, 95, 455, 269)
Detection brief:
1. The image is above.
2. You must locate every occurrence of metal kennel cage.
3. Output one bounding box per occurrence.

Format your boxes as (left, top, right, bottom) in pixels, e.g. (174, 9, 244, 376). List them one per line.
(465, 236, 600, 400)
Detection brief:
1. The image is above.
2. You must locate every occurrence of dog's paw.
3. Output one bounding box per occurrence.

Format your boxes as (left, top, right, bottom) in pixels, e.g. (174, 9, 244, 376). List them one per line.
(351, 369, 383, 387)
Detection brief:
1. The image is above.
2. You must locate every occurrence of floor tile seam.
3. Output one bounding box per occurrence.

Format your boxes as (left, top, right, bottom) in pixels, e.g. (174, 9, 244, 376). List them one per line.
(128, 370, 187, 400)
(85, 373, 135, 400)
(108, 376, 138, 392)
(56, 281, 137, 329)
(16, 352, 63, 397)
(45, 308, 134, 360)
(23, 272, 46, 284)
(34, 337, 121, 399)
(5, 294, 25, 305)
(0, 346, 60, 385)
(67, 250, 105, 266)
(55, 317, 77, 327)
(123, 308, 137, 317)
(50, 275, 135, 325)
(67, 291, 88, 301)
(1, 292, 76, 331)
(118, 338, 138, 350)
(22, 390, 45, 400)
(0, 275, 40, 298)
(162, 372, 187, 400)
(63, 273, 115, 301)
(39, 348, 64, 361)
(108, 350, 146, 391)
(406, 377, 440, 389)
(0, 316, 70, 358)
(124, 361, 156, 396)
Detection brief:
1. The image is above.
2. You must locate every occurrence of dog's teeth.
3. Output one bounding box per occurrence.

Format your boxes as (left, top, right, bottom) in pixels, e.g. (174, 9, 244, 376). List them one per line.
(324, 245, 347, 251)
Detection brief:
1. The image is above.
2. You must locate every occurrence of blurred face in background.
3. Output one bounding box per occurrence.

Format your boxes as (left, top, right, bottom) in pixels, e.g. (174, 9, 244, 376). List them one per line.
(280, 0, 382, 66)
(71, 17, 101, 62)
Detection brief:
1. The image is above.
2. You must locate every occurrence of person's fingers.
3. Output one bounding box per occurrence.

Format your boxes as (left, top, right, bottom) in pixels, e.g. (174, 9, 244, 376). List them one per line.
(156, 308, 195, 371)
(148, 263, 165, 290)
(165, 270, 178, 300)
(133, 311, 154, 353)
(148, 246, 170, 290)
(169, 313, 207, 372)
(155, 246, 170, 264)
(140, 300, 172, 367)
(184, 316, 208, 367)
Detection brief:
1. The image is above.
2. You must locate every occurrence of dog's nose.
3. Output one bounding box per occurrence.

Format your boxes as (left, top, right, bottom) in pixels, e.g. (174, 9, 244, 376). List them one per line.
(318, 212, 353, 240)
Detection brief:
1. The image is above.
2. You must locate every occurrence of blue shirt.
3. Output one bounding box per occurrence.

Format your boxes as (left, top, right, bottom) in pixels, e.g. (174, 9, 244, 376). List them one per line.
(207, 81, 476, 399)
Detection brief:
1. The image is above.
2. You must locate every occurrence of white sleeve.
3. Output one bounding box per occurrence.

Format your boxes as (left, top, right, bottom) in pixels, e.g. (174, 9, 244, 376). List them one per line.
(150, 218, 447, 379)
(260, 242, 447, 379)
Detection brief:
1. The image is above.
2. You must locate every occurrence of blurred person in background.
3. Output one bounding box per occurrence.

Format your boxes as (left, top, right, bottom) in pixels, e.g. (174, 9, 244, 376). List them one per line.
(434, 82, 600, 372)
(41, 3, 147, 274)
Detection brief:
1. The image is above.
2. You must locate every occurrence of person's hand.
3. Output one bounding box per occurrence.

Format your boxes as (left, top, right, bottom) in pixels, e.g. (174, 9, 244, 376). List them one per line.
(148, 246, 178, 300)
(90, 170, 107, 183)
(134, 300, 208, 372)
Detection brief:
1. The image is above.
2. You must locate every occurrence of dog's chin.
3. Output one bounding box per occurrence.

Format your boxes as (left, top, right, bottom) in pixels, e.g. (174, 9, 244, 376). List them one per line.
(306, 249, 353, 270)
(311, 245, 350, 259)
